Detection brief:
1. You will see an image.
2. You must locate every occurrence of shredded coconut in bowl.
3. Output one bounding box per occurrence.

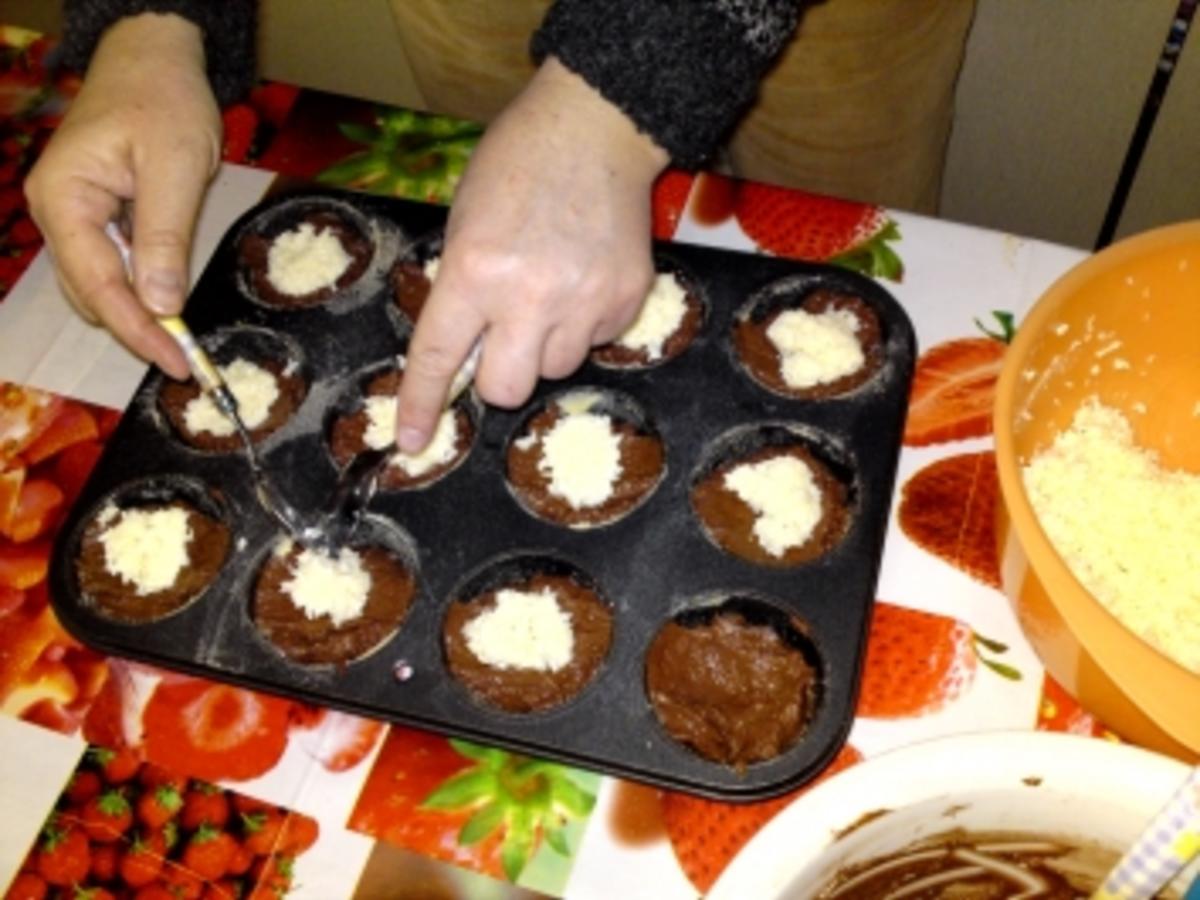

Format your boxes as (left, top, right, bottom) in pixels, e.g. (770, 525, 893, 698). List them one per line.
(1021, 397, 1200, 673)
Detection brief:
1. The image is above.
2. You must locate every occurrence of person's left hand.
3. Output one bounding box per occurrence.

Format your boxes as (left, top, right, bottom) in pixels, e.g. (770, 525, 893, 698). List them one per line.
(394, 57, 669, 452)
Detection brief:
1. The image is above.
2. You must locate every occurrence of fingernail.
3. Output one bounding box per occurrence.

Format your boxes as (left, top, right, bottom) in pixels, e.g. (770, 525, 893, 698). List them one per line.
(143, 271, 184, 314)
(397, 426, 426, 454)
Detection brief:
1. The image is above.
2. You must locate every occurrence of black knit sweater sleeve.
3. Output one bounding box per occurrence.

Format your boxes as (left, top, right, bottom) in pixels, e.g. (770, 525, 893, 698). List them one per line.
(61, 0, 257, 106)
(532, 0, 808, 168)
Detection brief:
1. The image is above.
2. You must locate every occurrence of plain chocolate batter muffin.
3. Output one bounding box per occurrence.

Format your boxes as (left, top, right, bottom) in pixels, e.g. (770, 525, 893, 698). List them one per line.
(645, 609, 817, 768)
(239, 209, 373, 308)
(77, 500, 230, 623)
(329, 368, 474, 490)
(506, 397, 665, 528)
(692, 442, 850, 567)
(734, 289, 884, 399)
(591, 271, 704, 368)
(159, 357, 306, 452)
(443, 572, 613, 713)
(251, 541, 416, 666)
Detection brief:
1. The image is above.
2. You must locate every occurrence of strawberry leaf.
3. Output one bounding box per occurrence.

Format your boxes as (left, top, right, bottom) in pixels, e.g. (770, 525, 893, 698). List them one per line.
(974, 310, 1017, 344)
(830, 221, 904, 282)
(972, 632, 1010, 654)
(543, 822, 571, 857)
(499, 808, 536, 882)
(458, 801, 506, 846)
(448, 739, 508, 769)
(547, 774, 595, 818)
(982, 658, 1023, 681)
(337, 122, 379, 144)
(420, 769, 498, 811)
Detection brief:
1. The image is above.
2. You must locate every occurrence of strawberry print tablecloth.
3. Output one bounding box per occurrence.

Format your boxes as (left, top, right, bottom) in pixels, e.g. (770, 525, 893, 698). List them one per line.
(0, 24, 1119, 900)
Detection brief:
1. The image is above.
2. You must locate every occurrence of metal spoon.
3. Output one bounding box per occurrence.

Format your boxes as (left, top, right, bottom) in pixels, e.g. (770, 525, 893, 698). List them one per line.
(105, 221, 307, 540)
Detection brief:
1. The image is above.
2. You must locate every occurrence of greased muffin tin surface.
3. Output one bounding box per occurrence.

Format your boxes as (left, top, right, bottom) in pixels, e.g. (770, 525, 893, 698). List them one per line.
(49, 186, 915, 800)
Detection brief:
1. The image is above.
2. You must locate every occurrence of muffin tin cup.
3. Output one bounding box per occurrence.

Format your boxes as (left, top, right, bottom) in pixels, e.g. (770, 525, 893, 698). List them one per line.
(49, 186, 915, 801)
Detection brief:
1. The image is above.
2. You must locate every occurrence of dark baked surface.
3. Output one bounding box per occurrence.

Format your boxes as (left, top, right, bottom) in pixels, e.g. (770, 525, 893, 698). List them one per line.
(239, 210, 372, 308)
(734, 289, 884, 399)
(443, 572, 613, 713)
(159, 358, 306, 452)
(506, 404, 664, 528)
(251, 543, 416, 666)
(692, 442, 849, 566)
(645, 611, 816, 768)
(77, 500, 230, 623)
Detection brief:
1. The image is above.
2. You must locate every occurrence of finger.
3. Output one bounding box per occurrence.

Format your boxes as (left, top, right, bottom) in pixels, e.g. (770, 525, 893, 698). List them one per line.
(396, 285, 487, 453)
(130, 133, 215, 315)
(35, 181, 189, 378)
(540, 324, 594, 380)
(473, 317, 545, 409)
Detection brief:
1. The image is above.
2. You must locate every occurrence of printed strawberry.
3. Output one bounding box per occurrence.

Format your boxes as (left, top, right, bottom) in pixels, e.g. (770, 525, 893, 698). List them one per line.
(201, 880, 241, 900)
(316, 107, 483, 204)
(79, 789, 133, 841)
(138, 762, 188, 794)
(295, 710, 383, 772)
(248, 853, 293, 895)
(688, 171, 738, 226)
(0, 540, 49, 590)
(65, 769, 102, 806)
(35, 820, 91, 886)
(349, 726, 596, 882)
(1036, 673, 1119, 739)
(224, 841, 254, 877)
(248, 82, 300, 129)
(181, 824, 237, 881)
(88, 841, 119, 882)
(5, 477, 63, 543)
(131, 886, 178, 900)
(0, 384, 62, 462)
(89, 745, 141, 784)
(70, 887, 115, 900)
(51, 440, 103, 507)
(898, 450, 1002, 588)
(660, 744, 863, 894)
(20, 400, 98, 465)
(159, 860, 204, 900)
(240, 810, 284, 857)
(857, 601, 1021, 718)
(0, 467, 22, 535)
(4, 871, 48, 900)
(276, 813, 319, 855)
(117, 832, 166, 887)
(140, 679, 292, 782)
(221, 103, 260, 164)
(180, 781, 230, 831)
(904, 311, 1014, 447)
(137, 783, 183, 829)
(651, 169, 694, 240)
(733, 181, 904, 280)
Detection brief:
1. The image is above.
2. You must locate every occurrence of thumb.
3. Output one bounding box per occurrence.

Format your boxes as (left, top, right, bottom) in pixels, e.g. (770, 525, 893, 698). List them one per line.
(130, 136, 216, 315)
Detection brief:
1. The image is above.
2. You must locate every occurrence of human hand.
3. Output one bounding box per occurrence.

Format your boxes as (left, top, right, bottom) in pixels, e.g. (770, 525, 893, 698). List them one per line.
(24, 12, 222, 379)
(394, 57, 670, 452)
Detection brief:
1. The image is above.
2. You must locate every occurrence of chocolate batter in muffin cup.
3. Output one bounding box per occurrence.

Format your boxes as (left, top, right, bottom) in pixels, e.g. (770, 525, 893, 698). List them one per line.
(690, 423, 856, 567)
(733, 277, 885, 400)
(505, 387, 666, 529)
(74, 477, 232, 624)
(157, 326, 308, 453)
(591, 255, 707, 369)
(236, 198, 377, 309)
(442, 553, 613, 713)
(249, 515, 419, 667)
(645, 596, 822, 770)
(327, 361, 479, 491)
(389, 228, 444, 327)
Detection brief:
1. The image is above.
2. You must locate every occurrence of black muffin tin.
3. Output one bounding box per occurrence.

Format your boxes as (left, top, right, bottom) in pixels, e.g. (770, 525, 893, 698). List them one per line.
(49, 186, 915, 800)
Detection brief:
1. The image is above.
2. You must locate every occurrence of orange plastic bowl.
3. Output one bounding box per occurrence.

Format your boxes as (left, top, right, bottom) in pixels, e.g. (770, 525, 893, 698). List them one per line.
(994, 220, 1200, 761)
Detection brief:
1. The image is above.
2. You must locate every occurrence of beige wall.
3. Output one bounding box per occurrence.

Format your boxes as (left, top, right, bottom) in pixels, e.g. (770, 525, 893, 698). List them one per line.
(6, 0, 1197, 249)
(941, 0, 1199, 249)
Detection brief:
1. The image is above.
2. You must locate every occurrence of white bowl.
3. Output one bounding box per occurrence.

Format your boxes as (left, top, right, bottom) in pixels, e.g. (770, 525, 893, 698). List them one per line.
(709, 731, 1197, 899)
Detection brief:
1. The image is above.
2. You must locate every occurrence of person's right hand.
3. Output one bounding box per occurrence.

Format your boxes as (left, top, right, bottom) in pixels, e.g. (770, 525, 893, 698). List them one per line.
(24, 12, 222, 379)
